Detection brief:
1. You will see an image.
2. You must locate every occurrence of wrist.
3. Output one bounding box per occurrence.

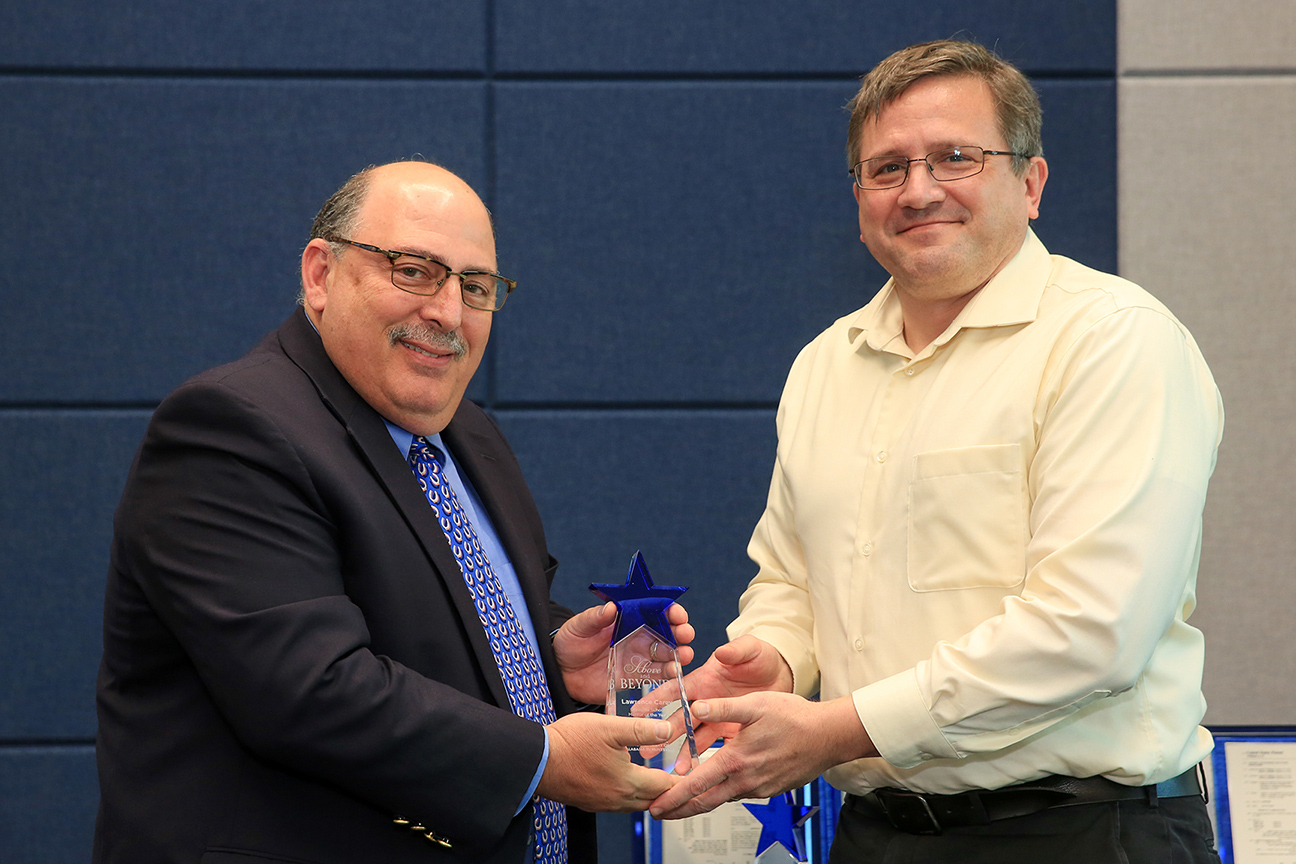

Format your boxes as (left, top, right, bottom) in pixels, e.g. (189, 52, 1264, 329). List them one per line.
(821, 696, 877, 764)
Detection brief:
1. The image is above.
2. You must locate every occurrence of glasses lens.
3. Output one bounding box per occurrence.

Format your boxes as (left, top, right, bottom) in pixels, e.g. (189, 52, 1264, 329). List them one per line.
(390, 256, 449, 295)
(459, 275, 506, 311)
(928, 146, 985, 181)
(857, 157, 909, 189)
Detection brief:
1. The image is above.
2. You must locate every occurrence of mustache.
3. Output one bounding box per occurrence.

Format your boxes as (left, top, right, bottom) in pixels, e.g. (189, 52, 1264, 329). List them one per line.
(387, 323, 468, 360)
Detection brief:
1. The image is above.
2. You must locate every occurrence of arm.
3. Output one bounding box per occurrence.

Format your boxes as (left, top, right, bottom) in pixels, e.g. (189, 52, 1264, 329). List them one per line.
(855, 308, 1222, 768)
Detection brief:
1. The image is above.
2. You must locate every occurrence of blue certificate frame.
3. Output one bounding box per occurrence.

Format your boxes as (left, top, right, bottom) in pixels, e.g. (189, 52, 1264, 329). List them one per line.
(1208, 725, 1296, 864)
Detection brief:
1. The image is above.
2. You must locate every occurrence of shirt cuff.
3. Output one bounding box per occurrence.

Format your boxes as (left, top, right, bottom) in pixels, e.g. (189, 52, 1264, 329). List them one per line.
(518, 727, 549, 816)
(852, 668, 959, 769)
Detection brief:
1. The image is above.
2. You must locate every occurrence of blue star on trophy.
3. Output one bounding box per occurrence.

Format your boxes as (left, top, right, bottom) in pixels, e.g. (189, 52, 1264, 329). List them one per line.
(743, 793, 820, 863)
(590, 551, 699, 774)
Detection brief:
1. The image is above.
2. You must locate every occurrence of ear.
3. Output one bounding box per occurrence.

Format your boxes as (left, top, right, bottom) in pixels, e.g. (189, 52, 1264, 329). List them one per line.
(1024, 156, 1048, 221)
(301, 239, 335, 314)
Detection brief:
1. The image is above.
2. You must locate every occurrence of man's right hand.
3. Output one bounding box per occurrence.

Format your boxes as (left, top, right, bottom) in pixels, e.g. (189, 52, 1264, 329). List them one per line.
(538, 713, 680, 812)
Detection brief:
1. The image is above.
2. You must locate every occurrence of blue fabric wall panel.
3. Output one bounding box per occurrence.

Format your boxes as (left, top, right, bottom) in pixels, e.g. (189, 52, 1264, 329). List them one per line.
(0, 746, 97, 864)
(495, 0, 1114, 74)
(492, 79, 1115, 405)
(493, 81, 885, 405)
(1030, 80, 1118, 275)
(0, 78, 487, 402)
(0, 411, 152, 738)
(493, 409, 776, 667)
(0, 1, 486, 71)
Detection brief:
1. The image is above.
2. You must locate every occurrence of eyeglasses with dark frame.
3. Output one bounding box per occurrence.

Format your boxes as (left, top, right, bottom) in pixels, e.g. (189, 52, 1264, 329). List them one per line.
(329, 238, 516, 312)
(850, 145, 1028, 191)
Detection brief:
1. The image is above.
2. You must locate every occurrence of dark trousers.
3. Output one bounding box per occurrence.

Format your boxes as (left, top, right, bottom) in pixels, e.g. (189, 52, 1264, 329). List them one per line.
(828, 793, 1221, 864)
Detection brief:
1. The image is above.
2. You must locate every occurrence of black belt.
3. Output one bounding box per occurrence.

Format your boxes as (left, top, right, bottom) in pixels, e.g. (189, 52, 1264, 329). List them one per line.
(851, 767, 1203, 835)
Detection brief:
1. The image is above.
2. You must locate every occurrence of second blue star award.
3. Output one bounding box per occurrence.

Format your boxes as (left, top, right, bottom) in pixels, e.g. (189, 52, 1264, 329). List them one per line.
(590, 551, 700, 774)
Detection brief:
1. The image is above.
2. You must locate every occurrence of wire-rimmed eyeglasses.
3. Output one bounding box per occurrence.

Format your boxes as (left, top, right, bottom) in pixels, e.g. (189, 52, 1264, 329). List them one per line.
(329, 238, 516, 312)
(851, 145, 1028, 190)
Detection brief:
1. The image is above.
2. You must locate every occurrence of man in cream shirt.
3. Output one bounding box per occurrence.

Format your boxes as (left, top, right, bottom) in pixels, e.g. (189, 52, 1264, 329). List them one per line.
(651, 40, 1224, 863)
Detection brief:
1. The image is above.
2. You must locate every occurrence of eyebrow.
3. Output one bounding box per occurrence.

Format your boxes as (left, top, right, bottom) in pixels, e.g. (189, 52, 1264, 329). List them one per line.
(863, 141, 968, 159)
(390, 246, 499, 275)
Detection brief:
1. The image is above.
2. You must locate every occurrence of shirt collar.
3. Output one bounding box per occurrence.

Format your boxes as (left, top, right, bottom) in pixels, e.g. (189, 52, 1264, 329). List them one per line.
(847, 228, 1053, 355)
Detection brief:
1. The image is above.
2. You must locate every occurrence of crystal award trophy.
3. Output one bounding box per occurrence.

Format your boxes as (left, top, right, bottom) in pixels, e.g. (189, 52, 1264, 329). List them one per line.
(590, 551, 700, 774)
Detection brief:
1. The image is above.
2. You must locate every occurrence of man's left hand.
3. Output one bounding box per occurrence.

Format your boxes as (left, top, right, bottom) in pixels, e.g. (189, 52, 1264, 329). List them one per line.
(554, 602, 695, 706)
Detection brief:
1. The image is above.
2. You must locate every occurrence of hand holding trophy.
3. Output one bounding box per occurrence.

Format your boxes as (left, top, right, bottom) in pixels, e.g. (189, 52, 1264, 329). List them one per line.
(590, 552, 700, 774)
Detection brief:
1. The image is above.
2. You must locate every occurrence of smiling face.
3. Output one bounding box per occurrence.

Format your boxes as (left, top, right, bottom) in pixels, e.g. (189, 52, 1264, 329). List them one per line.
(301, 162, 497, 436)
(853, 74, 1046, 318)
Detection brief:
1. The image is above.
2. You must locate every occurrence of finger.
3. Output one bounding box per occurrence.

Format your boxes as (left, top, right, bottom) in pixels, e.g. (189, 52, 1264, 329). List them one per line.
(627, 764, 682, 799)
(671, 740, 701, 775)
(648, 758, 729, 817)
(690, 698, 758, 727)
(639, 674, 683, 711)
(690, 722, 727, 752)
(667, 603, 689, 625)
(639, 740, 667, 759)
(654, 785, 735, 820)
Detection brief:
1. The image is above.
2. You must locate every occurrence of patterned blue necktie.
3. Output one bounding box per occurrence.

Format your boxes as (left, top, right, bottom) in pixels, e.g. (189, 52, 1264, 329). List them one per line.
(409, 437, 567, 864)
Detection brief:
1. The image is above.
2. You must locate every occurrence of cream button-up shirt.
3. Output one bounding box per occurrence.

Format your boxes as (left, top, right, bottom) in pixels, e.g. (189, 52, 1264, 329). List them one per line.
(730, 230, 1224, 795)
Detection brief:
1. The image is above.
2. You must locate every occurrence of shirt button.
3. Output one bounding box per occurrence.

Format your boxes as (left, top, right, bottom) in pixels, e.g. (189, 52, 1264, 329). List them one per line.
(854, 638, 864, 651)
(861, 542, 873, 557)
(876, 450, 888, 463)
(905, 367, 915, 376)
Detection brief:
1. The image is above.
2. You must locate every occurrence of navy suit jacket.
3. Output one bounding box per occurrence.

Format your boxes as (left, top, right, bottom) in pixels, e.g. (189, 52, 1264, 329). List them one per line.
(94, 308, 597, 863)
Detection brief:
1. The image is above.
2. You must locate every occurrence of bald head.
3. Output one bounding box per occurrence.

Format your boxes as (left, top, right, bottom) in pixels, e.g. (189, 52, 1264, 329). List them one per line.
(309, 160, 495, 254)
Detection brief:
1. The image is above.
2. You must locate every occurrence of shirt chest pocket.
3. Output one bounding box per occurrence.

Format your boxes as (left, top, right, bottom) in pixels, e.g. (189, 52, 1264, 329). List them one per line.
(907, 443, 1027, 592)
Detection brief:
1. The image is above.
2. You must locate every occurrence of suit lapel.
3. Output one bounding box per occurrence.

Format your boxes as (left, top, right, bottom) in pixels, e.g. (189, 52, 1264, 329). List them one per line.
(275, 309, 514, 711)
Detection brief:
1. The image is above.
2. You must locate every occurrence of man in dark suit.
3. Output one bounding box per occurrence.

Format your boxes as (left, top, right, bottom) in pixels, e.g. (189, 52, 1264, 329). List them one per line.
(94, 160, 689, 863)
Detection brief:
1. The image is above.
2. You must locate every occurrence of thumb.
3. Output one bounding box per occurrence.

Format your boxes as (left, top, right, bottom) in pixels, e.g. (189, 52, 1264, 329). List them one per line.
(607, 717, 673, 748)
(565, 602, 616, 639)
(714, 635, 762, 666)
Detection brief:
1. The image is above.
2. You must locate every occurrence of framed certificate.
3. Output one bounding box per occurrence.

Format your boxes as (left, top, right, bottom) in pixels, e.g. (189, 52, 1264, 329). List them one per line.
(1209, 726, 1296, 864)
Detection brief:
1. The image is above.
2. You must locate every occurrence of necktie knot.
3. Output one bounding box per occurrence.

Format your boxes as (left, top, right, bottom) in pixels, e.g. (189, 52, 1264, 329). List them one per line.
(410, 435, 443, 466)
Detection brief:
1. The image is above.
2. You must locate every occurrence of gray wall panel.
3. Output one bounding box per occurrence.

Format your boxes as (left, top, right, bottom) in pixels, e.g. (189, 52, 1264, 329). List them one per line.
(1119, 0, 1296, 72)
(1118, 76, 1296, 723)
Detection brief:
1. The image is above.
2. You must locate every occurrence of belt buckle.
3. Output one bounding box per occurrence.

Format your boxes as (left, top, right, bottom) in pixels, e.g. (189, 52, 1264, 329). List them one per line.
(878, 790, 943, 835)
